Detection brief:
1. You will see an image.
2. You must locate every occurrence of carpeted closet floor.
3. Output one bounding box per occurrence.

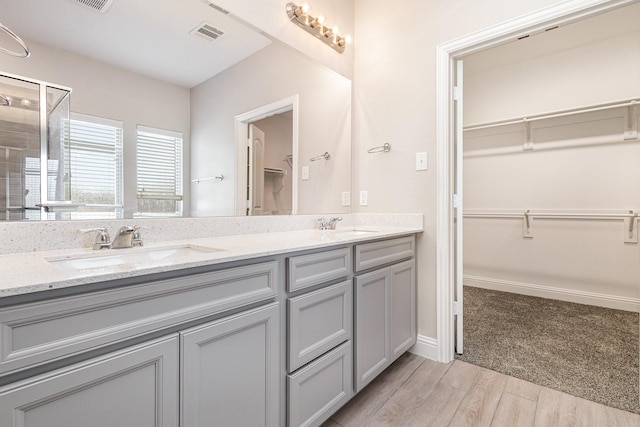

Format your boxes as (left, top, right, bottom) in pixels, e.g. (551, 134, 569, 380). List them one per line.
(455, 286, 640, 414)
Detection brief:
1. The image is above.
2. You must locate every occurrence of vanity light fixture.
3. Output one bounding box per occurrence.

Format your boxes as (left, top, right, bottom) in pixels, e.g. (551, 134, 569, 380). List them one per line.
(286, 2, 350, 54)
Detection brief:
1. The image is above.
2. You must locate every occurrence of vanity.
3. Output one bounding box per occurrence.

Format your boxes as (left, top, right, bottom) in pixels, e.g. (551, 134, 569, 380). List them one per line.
(0, 226, 419, 427)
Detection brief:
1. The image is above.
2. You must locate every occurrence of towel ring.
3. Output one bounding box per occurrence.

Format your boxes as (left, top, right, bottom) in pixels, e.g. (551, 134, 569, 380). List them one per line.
(0, 23, 30, 58)
(368, 143, 391, 153)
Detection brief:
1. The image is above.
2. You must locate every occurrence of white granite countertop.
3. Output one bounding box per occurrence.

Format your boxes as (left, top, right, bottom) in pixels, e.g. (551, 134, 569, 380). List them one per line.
(1, 226, 422, 298)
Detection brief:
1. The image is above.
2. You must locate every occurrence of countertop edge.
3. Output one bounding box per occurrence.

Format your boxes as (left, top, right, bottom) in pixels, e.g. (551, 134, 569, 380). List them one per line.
(1, 227, 423, 298)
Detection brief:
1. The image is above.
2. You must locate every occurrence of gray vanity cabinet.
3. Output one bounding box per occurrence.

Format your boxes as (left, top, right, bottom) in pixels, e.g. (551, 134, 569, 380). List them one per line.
(180, 303, 279, 427)
(0, 335, 179, 427)
(0, 260, 280, 427)
(286, 248, 353, 427)
(354, 237, 416, 392)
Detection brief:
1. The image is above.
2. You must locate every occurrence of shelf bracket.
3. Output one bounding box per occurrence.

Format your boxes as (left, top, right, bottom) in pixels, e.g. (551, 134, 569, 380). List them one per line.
(523, 210, 534, 238)
(523, 120, 534, 151)
(623, 103, 638, 140)
(624, 210, 638, 244)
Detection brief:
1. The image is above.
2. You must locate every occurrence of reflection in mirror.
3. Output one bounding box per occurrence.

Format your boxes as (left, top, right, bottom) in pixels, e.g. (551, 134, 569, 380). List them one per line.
(1, 0, 351, 220)
(0, 73, 72, 221)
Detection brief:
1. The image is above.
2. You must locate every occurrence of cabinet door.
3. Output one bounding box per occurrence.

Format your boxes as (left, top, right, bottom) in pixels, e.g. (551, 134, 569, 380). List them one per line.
(390, 259, 416, 360)
(181, 303, 279, 427)
(354, 269, 390, 392)
(0, 335, 179, 427)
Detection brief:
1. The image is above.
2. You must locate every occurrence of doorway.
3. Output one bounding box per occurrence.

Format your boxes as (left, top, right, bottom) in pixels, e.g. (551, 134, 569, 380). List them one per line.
(435, 0, 639, 362)
(234, 96, 299, 216)
(437, 0, 640, 414)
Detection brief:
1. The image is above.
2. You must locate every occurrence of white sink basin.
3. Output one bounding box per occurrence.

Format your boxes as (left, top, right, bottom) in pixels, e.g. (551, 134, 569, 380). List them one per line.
(46, 244, 224, 272)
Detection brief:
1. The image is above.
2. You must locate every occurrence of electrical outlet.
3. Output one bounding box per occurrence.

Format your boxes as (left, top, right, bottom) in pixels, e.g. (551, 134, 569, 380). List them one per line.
(341, 191, 351, 206)
(301, 165, 309, 180)
(359, 190, 368, 206)
(416, 152, 428, 171)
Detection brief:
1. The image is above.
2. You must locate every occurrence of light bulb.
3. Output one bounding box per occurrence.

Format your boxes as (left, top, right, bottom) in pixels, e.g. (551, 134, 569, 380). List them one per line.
(302, 3, 310, 13)
(317, 15, 325, 25)
(332, 26, 339, 34)
(345, 35, 352, 44)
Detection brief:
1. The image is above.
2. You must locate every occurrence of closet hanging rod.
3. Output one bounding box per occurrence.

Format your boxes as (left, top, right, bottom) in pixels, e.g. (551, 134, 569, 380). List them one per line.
(463, 210, 637, 220)
(464, 98, 638, 132)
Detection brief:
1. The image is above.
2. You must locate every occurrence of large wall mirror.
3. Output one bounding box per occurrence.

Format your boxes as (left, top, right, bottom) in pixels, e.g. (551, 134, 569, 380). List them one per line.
(1, 0, 352, 221)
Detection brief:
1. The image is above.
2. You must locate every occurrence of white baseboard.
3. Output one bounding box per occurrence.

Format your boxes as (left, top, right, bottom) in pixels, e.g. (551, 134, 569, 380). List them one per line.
(465, 275, 640, 313)
(409, 335, 439, 361)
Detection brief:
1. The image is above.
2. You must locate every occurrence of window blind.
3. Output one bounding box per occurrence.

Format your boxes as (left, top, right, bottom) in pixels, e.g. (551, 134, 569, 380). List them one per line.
(66, 114, 123, 215)
(136, 125, 183, 216)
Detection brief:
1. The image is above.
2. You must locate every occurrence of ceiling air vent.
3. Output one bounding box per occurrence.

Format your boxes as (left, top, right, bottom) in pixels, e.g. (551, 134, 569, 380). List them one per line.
(71, 0, 115, 13)
(190, 22, 225, 42)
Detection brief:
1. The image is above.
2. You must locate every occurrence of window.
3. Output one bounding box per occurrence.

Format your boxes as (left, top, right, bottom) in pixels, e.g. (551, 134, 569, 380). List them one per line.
(136, 125, 183, 216)
(66, 114, 124, 218)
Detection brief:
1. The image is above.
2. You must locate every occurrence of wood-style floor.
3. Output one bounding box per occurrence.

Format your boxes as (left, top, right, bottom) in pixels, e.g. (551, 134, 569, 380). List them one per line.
(323, 353, 640, 427)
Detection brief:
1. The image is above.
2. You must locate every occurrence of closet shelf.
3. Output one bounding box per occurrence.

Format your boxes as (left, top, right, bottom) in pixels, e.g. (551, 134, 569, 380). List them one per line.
(464, 98, 638, 132)
(264, 167, 285, 175)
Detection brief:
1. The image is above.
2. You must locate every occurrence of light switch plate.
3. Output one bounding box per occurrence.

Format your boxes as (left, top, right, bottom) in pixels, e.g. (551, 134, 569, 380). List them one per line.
(416, 152, 428, 171)
(359, 190, 368, 206)
(341, 191, 351, 206)
(301, 165, 309, 180)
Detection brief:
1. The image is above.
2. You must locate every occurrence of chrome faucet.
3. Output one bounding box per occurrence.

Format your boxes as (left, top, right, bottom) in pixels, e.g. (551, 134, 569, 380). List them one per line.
(111, 225, 144, 249)
(81, 227, 111, 250)
(327, 217, 343, 230)
(317, 217, 343, 230)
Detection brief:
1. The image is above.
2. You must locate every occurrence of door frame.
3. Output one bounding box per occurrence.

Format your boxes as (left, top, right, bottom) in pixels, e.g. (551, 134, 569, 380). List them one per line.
(435, 0, 638, 363)
(234, 95, 299, 216)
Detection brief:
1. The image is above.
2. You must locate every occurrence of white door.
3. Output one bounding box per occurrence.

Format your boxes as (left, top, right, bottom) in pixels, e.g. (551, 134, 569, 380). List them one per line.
(454, 59, 464, 354)
(248, 124, 265, 215)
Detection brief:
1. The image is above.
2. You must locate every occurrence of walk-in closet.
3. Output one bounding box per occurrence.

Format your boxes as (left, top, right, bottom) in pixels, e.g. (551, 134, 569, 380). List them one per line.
(457, 3, 640, 414)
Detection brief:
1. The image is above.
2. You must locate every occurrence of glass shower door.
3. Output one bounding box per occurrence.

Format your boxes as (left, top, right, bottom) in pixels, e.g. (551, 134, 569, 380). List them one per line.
(0, 73, 71, 221)
(0, 75, 40, 220)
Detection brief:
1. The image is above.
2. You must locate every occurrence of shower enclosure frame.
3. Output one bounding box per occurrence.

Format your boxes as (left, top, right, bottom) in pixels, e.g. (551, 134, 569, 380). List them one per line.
(0, 71, 72, 220)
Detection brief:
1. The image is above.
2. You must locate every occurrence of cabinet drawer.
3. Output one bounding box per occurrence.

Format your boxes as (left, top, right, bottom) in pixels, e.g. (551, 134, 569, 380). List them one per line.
(287, 247, 351, 292)
(0, 261, 278, 375)
(287, 281, 352, 372)
(354, 236, 414, 272)
(287, 341, 352, 427)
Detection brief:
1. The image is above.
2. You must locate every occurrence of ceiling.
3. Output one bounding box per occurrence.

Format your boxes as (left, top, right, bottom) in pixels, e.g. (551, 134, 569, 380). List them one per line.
(2, 0, 272, 88)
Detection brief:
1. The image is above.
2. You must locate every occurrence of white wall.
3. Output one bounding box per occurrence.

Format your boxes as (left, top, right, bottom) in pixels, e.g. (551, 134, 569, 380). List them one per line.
(190, 42, 351, 217)
(0, 38, 191, 217)
(352, 0, 585, 340)
(464, 7, 640, 124)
